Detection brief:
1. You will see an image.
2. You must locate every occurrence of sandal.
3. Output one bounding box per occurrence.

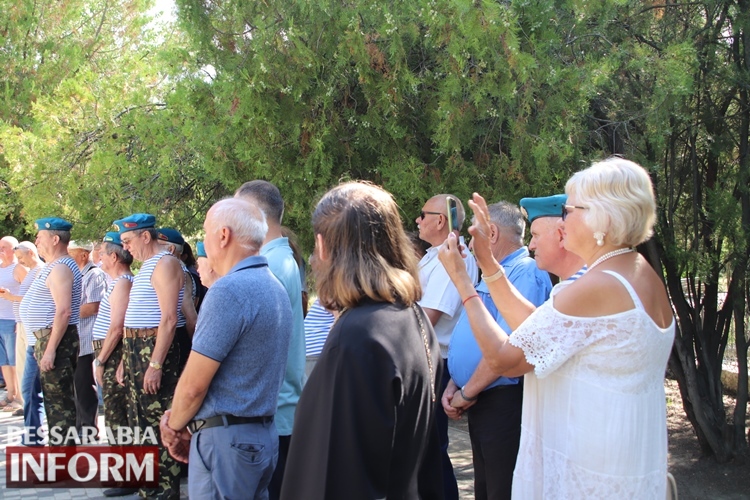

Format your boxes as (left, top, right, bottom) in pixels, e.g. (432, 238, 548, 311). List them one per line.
(0, 397, 13, 408)
(2, 400, 22, 412)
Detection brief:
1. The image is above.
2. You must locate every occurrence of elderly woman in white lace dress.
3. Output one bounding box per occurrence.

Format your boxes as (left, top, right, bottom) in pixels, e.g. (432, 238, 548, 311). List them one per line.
(438, 157, 675, 499)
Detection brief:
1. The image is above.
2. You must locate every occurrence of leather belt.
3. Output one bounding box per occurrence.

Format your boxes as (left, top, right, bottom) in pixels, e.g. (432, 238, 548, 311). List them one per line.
(92, 339, 103, 351)
(123, 327, 158, 339)
(187, 415, 273, 435)
(33, 328, 52, 340)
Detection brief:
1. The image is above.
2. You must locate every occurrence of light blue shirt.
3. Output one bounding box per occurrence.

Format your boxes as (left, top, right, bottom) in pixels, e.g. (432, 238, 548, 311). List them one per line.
(261, 237, 306, 436)
(448, 247, 552, 390)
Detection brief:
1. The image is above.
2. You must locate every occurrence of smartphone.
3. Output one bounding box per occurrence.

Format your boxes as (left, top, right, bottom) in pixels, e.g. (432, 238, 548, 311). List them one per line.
(446, 198, 460, 233)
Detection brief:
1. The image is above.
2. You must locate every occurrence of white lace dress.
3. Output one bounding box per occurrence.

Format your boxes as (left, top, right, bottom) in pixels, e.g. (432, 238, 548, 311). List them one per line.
(508, 271, 675, 499)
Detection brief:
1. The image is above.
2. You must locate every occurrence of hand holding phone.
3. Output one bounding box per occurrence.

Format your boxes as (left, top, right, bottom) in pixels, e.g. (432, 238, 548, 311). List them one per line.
(446, 197, 460, 234)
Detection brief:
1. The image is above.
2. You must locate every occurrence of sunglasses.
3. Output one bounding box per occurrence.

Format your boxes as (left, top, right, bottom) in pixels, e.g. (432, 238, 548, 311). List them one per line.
(561, 204, 587, 221)
(419, 211, 443, 220)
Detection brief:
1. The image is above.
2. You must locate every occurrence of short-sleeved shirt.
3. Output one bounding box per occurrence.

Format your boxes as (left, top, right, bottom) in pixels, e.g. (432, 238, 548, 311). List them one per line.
(449, 247, 552, 390)
(304, 298, 335, 357)
(191, 255, 292, 420)
(417, 236, 478, 358)
(78, 263, 108, 356)
(261, 237, 306, 436)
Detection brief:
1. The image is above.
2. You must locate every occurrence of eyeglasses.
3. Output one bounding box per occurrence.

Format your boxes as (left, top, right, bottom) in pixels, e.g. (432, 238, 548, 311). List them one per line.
(561, 204, 587, 221)
(419, 211, 443, 220)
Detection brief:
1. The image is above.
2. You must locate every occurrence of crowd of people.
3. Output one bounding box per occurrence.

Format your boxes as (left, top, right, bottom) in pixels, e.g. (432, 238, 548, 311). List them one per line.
(0, 156, 675, 499)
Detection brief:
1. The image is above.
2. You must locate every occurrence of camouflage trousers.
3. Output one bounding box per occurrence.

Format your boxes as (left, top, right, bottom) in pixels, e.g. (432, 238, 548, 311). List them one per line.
(95, 341, 130, 430)
(34, 325, 79, 444)
(123, 329, 184, 500)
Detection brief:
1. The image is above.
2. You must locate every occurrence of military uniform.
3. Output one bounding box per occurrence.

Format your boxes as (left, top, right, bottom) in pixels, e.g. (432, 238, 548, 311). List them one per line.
(19, 218, 83, 444)
(116, 215, 185, 500)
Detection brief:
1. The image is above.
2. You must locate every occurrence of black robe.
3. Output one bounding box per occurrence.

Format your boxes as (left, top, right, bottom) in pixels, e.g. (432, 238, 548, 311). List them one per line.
(280, 299, 444, 500)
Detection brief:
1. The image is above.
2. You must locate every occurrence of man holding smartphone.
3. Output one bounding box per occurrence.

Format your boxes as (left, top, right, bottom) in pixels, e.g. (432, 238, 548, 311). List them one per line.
(415, 194, 478, 500)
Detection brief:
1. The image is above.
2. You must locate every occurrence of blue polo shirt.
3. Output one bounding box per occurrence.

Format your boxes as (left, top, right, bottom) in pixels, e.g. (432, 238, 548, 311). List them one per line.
(448, 247, 552, 390)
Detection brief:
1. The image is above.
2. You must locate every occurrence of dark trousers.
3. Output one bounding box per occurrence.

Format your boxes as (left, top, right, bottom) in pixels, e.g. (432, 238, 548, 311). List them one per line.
(35, 325, 79, 444)
(75, 353, 99, 431)
(437, 359, 459, 500)
(123, 329, 183, 500)
(96, 342, 130, 429)
(467, 383, 523, 500)
(268, 434, 291, 500)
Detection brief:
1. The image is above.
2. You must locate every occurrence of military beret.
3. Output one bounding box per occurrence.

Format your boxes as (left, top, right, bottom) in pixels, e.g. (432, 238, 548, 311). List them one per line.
(157, 227, 185, 246)
(519, 194, 568, 223)
(34, 217, 73, 232)
(102, 232, 123, 246)
(195, 241, 207, 258)
(113, 213, 156, 233)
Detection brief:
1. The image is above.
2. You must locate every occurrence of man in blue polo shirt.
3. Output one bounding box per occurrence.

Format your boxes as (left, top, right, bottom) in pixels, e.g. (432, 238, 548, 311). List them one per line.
(444, 201, 552, 500)
(160, 197, 292, 499)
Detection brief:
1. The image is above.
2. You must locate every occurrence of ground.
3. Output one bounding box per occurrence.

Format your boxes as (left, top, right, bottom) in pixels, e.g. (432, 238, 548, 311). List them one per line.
(665, 378, 750, 500)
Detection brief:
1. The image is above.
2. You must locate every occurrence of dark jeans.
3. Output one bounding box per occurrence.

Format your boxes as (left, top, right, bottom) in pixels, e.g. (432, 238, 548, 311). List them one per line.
(268, 434, 291, 500)
(75, 353, 99, 431)
(467, 383, 523, 500)
(437, 359, 459, 500)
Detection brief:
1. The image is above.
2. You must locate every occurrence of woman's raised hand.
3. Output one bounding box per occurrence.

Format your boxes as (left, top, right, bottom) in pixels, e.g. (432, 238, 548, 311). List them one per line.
(467, 193, 498, 273)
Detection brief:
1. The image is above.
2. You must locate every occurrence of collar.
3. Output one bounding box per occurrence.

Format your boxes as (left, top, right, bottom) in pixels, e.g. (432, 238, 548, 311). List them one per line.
(227, 255, 268, 275)
(260, 237, 289, 255)
(425, 236, 467, 256)
(476, 247, 529, 292)
(82, 262, 96, 275)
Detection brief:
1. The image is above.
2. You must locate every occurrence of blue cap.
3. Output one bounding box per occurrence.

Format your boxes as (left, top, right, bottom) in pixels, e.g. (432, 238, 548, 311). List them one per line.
(34, 217, 73, 231)
(519, 194, 567, 223)
(102, 232, 123, 246)
(195, 241, 207, 258)
(113, 213, 156, 233)
(157, 228, 185, 246)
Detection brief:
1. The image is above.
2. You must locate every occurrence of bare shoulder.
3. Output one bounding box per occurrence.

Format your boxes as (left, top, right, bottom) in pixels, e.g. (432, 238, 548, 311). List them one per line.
(553, 270, 635, 318)
(48, 261, 73, 281)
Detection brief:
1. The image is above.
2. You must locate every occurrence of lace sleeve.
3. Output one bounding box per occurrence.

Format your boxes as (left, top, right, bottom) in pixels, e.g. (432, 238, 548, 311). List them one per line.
(509, 301, 602, 379)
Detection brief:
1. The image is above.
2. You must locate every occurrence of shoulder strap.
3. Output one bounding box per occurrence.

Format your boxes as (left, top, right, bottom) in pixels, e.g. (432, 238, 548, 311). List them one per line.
(601, 270, 644, 311)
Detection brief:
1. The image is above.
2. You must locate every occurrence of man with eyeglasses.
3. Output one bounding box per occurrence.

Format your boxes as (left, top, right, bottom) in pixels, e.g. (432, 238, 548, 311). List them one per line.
(115, 213, 187, 500)
(414, 194, 478, 500)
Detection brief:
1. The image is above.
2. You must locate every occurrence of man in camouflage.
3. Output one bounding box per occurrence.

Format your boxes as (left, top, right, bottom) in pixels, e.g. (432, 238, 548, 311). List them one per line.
(19, 217, 83, 446)
(116, 214, 185, 500)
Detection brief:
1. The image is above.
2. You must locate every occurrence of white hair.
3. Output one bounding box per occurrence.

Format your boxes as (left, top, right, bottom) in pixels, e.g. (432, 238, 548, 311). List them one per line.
(209, 198, 268, 250)
(565, 157, 656, 246)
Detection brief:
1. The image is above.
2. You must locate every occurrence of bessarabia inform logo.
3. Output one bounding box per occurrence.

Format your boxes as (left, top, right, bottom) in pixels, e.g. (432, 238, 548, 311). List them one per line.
(4, 426, 159, 489)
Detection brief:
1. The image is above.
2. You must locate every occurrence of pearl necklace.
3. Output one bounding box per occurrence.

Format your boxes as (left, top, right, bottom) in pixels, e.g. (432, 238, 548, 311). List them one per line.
(589, 248, 634, 269)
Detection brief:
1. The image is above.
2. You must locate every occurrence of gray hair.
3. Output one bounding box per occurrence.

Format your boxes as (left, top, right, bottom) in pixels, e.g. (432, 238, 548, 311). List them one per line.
(48, 230, 71, 245)
(157, 241, 184, 257)
(15, 241, 39, 257)
(1, 236, 20, 248)
(103, 242, 133, 266)
(209, 198, 268, 250)
(486, 201, 525, 247)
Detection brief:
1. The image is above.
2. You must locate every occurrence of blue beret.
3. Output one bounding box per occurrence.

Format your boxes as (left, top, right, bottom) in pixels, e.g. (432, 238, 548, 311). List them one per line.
(519, 194, 568, 223)
(195, 241, 207, 258)
(102, 232, 123, 246)
(113, 213, 156, 233)
(157, 228, 185, 246)
(34, 217, 73, 231)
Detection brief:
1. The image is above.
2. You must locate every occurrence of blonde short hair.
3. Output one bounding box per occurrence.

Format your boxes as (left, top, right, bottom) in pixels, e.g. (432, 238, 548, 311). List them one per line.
(313, 181, 421, 310)
(565, 157, 656, 246)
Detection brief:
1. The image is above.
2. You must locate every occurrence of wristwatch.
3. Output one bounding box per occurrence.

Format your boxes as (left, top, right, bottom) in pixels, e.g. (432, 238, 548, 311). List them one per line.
(149, 360, 162, 371)
(93, 358, 103, 368)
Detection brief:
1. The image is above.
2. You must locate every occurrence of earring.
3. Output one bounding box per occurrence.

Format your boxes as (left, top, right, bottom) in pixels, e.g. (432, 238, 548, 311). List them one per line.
(594, 232, 605, 246)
